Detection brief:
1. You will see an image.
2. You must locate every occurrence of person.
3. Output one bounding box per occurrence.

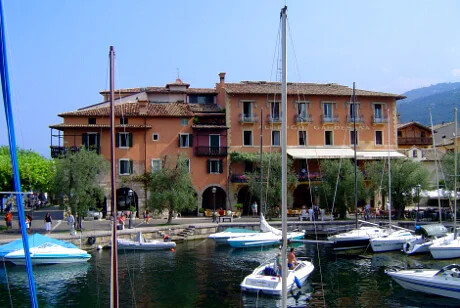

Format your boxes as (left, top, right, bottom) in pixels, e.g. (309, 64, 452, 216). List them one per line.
(314, 205, 319, 220)
(44, 212, 52, 233)
(308, 207, 314, 221)
(287, 248, 297, 270)
(218, 208, 225, 216)
(67, 212, 75, 235)
(365, 203, 371, 221)
(26, 213, 33, 233)
(275, 252, 282, 275)
(118, 215, 125, 230)
(300, 206, 308, 221)
(4, 210, 12, 230)
(251, 201, 258, 217)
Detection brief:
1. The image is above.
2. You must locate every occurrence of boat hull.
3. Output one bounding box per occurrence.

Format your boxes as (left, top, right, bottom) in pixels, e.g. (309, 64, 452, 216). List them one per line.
(328, 226, 388, 251)
(117, 239, 176, 251)
(6, 255, 91, 265)
(4, 246, 91, 265)
(227, 232, 304, 248)
(430, 238, 460, 259)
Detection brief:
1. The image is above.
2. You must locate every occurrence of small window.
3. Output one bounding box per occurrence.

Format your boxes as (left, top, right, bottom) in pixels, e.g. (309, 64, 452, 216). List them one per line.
(244, 161, 254, 173)
(119, 159, 133, 175)
(151, 159, 161, 172)
(325, 131, 333, 146)
(180, 118, 189, 126)
(413, 150, 418, 158)
(397, 131, 402, 137)
(88, 118, 96, 125)
(179, 134, 192, 148)
(299, 131, 307, 146)
(272, 130, 280, 146)
(421, 131, 426, 138)
(152, 133, 159, 141)
(208, 159, 223, 174)
(116, 132, 132, 148)
(350, 130, 359, 145)
(375, 131, 383, 145)
(120, 118, 128, 125)
(243, 131, 253, 146)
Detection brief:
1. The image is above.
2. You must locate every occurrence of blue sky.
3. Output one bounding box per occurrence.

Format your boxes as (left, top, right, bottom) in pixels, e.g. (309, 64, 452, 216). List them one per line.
(1, 0, 460, 157)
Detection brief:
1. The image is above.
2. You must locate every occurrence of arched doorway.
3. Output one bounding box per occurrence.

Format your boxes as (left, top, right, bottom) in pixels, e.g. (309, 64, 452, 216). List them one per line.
(202, 186, 227, 211)
(236, 186, 253, 216)
(293, 184, 312, 208)
(116, 187, 139, 216)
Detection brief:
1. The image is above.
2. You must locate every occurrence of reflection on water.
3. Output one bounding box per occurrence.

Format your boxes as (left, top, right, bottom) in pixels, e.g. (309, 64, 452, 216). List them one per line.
(0, 240, 460, 307)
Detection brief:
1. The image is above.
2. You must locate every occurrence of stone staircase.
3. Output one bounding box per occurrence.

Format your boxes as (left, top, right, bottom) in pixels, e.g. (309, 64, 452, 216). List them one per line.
(177, 225, 196, 239)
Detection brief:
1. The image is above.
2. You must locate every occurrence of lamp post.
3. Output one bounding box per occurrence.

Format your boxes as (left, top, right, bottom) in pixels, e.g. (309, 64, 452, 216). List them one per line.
(212, 187, 217, 223)
(128, 189, 134, 229)
(416, 184, 421, 222)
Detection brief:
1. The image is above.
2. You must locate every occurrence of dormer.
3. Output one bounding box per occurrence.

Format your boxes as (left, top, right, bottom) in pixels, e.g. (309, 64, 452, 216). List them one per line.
(166, 78, 190, 92)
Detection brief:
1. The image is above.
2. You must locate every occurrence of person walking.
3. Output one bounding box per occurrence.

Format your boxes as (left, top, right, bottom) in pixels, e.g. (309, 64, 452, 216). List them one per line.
(44, 212, 52, 233)
(67, 212, 75, 235)
(251, 201, 258, 217)
(26, 213, 33, 234)
(365, 203, 371, 221)
(4, 210, 12, 231)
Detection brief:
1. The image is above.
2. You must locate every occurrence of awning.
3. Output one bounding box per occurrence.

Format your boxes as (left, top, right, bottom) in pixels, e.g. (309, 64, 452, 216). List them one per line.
(356, 151, 406, 160)
(287, 147, 355, 159)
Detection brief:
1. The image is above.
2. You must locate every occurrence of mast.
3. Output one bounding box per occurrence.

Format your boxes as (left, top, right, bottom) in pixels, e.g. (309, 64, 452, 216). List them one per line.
(259, 108, 264, 214)
(387, 107, 392, 230)
(280, 5, 288, 307)
(454, 108, 457, 240)
(429, 108, 442, 223)
(0, 2, 38, 307)
(352, 82, 358, 229)
(109, 46, 119, 308)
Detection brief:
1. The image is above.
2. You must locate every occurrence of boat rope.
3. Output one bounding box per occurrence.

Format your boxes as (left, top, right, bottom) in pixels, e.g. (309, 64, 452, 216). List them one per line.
(2, 257, 14, 308)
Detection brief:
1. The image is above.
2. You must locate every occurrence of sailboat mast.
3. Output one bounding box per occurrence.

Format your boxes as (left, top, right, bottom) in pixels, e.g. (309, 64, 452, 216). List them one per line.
(0, 2, 38, 307)
(109, 46, 119, 308)
(429, 108, 442, 223)
(280, 5, 288, 306)
(259, 108, 264, 214)
(352, 82, 358, 229)
(454, 108, 457, 240)
(387, 107, 392, 230)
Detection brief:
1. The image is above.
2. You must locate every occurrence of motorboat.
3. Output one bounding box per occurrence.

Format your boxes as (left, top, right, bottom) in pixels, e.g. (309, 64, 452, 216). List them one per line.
(240, 256, 314, 296)
(403, 224, 453, 255)
(370, 229, 419, 252)
(208, 227, 258, 244)
(117, 232, 176, 251)
(429, 236, 460, 259)
(4, 243, 91, 265)
(328, 226, 389, 250)
(386, 264, 460, 300)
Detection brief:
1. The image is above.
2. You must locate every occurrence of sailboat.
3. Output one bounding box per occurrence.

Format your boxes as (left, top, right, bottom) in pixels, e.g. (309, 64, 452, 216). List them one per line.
(240, 7, 314, 301)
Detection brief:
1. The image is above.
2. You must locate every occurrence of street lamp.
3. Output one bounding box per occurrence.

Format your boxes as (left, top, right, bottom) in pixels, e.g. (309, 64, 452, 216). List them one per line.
(416, 184, 421, 222)
(212, 187, 217, 223)
(128, 189, 134, 229)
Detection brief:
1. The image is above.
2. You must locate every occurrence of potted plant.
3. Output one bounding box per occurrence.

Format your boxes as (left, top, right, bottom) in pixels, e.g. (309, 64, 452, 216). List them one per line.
(129, 206, 137, 219)
(234, 203, 243, 217)
(198, 207, 205, 217)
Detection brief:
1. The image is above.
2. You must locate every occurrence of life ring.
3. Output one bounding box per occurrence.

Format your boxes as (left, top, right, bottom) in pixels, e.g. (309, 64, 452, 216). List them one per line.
(87, 237, 96, 245)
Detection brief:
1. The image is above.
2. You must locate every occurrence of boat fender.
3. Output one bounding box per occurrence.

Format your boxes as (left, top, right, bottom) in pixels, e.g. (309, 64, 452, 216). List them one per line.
(87, 237, 96, 245)
(294, 276, 301, 288)
(403, 242, 410, 252)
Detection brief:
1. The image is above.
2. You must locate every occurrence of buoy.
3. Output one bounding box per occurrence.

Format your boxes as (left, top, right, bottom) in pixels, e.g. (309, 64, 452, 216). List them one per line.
(171, 248, 175, 252)
(294, 276, 302, 288)
(97, 245, 102, 251)
(87, 237, 96, 245)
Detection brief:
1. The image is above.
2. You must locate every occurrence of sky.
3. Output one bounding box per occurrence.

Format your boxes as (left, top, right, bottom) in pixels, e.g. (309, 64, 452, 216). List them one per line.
(1, 0, 460, 158)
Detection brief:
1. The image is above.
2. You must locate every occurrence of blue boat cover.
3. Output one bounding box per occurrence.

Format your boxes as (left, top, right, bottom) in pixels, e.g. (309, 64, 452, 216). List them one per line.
(0, 233, 78, 258)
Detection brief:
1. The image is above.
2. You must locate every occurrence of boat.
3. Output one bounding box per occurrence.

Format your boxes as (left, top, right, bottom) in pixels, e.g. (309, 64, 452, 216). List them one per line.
(403, 224, 453, 255)
(118, 232, 176, 250)
(240, 256, 314, 296)
(328, 225, 388, 250)
(4, 243, 91, 265)
(386, 264, 460, 300)
(208, 227, 258, 244)
(370, 229, 420, 252)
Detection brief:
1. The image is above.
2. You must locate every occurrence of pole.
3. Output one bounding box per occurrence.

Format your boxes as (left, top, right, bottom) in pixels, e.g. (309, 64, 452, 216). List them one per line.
(388, 107, 392, 230)
(454, 108, 457, 240)
(352, 82, 358, 229)
(429, 108, 442, 223)
(213, 188, 216, 223)
(260, 108, 264, 214)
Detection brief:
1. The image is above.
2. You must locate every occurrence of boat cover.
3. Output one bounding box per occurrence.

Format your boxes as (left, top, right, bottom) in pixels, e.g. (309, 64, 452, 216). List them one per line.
(415, 224, 448, 237)
(0, 233, 78, 258)
(259, 214, 282, 236)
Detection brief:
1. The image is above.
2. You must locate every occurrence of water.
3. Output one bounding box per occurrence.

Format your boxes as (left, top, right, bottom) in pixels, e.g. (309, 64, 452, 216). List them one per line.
(0, 240, 459, 307)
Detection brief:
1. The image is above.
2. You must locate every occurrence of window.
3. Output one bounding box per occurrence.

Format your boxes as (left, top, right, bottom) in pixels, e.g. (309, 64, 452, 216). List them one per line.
(323, 103, 333, 120)
(119, 159, 133, 175)
(325, 131, 333, 146)
(375, 131, 383, 145)
(207, 159, 223, 174)
(421, 131, 426, 138)
(152, 133, 159, 141)
(116, 132, 132, 148)
(243, 130, 253, 146)
(270, 102, 280, 121)
(82, 132, 100, 153)
(120, 117, 128, 125)
(374, 104, 383, 120)
(272, 130, 280, 146)
(297, 102, 307, 121)
(413, 150, 418, 158)
(244, 161, 254, 173)
(243, 101, 252, 119)
(299, 130, 307, 146)
(189, 95, 214, 104)
(151, 159, 161, 172)
(180, 118, 189, 126)
(350, 130, 359, 145)
(397, 131, 402, 137)
(88, 118, 96, 125)
(179, 133, 193, 148)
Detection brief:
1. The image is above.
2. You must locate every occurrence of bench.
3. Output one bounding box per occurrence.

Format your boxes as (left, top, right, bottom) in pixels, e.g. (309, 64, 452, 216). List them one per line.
(219, 216, 233, 223)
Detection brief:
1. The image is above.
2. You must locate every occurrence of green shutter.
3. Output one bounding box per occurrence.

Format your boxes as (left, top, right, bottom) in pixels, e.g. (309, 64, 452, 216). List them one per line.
(115, 133, 120, 148)
(129, 160, 133, 174)
(82, 133, 88, 148)
(128, 133, 133, 147)
(96, 133, 100, 154)
(207, 159, 210, 173)
(189, 134, 193, 147)
(178, 134, 181, 147)
(219, 160, 223, 174)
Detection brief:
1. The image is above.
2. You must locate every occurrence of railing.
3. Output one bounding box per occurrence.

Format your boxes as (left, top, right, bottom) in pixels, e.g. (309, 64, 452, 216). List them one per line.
(346, 115, 365, 124)
(372, 115, 388, 124)
(239, 114, 258, 123)
(267, 114, 282, 123)
(194, 146, 228, 156)
(297, 172, 322, 182)
(294, 114, 312, 123)
(50, 145, 100, 158)
(398, 137, 433, 145)
(321, 115, 339, 123)
(231, 174, 248, 183)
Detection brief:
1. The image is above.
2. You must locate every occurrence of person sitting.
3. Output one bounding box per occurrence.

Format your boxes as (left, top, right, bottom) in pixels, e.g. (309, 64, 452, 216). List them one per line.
(287, 248, 298, 270)
(218, 208, 225, 216)
(163, 234, 171, 242)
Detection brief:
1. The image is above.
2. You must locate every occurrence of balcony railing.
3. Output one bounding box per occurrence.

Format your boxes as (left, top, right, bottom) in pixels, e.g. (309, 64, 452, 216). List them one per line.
(346, 115, 365, 124)
(239, 114, 258, 123)
(297, 171, 322, 182)
(194, 146, 228, 157)
(50, 145, 100, 158)
(321, 115, 339, 123)
(398, 137, 433, 145)
(373, 115, 388, 124)
(294, 114, 312, 123)
(267, 114, 282, 123)
(231, 174, 248, 183)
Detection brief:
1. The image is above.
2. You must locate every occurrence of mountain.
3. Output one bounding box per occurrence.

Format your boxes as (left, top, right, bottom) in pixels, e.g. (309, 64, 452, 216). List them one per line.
(397, 82, 460, 126)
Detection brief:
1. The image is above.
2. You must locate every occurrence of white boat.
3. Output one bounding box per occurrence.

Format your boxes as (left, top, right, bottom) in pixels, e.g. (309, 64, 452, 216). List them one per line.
(429, 237, 460, 259)
(328, 226, 388, 250)
(403, 224, 453, 255)
(208, 227, 258, 244)
(4, 243, 91, 265)
(386, 264, 460, 300)
(370, 229, 419, 252)
(240, 256, 314, 296)
(117, 232, 176, 251)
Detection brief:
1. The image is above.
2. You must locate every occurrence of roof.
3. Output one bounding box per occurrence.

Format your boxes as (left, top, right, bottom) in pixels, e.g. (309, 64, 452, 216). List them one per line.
(58, 102, 223, 118)
(222, 81, 406, 99)
(397, 121, 433, 132)
(99, 86, 216, 95)
(432, 121, 454, 130)
(356, 150, 407, 159)
(287, 147, 406, 159)
(49, 124, 152, 129)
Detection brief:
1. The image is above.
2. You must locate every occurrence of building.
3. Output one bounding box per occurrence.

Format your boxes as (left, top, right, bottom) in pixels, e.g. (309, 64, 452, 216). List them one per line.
(50, 73, 406, 215)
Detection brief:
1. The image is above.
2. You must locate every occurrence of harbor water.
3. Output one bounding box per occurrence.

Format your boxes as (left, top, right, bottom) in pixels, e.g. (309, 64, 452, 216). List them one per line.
(0, 238, 459, 307)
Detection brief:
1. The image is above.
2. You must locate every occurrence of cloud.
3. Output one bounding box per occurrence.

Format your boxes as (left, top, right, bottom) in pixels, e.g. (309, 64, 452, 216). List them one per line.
(451, 69, 460, 77)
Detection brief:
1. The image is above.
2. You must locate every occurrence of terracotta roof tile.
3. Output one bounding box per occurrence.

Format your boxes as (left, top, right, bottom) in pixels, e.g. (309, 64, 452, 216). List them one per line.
(189, 104, 223, 113)
(49, 124, 152, 129)
(99, 86, 216, 95)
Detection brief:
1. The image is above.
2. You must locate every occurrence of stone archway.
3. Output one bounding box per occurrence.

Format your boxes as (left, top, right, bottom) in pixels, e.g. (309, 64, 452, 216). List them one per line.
(202, 186, 227, 211)
(236, 186, 252, 216)
(293, 184, 312, 208)
(116, 187, 139, 216)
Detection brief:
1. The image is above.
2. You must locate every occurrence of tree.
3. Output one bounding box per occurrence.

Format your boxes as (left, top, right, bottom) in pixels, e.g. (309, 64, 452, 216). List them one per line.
(365, 159, 430, 219)
(147, 154, 196, 224)
(441, 151, 459, 193)
(244, 152, 298, 218)
(319, 159, 367, 219)
(50, 148, 108, 228)
(0, 146, 55, 193)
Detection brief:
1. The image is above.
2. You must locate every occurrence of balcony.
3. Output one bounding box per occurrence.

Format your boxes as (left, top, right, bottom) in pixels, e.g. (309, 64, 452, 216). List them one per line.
(50, 145, 100, 158)
(346, 115, 365, 124)
(267, 114, 282, 123)
(239, 114, 258, 123)
(194, 146, 228, 157)
(398, 137, 433, 146)
(294, 114, 312, 124)
(373, 115, 388, 124)
(231, 174, 248, 183)
(321, 115, 339, 124)
(297, 171, 322, 182)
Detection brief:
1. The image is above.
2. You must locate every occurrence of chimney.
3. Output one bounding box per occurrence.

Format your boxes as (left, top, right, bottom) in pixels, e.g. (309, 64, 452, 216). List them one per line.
(219, 72, 226, 88)
(138, 100, 148, 115)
